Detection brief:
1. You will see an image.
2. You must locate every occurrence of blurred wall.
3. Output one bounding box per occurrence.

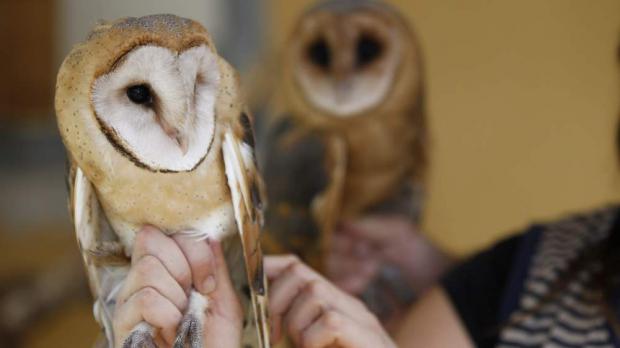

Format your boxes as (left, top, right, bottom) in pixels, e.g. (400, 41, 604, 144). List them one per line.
(269, 0, 620, 255)
(0, 0, 55, 121)
(55, 0, 227, 69)
(55, 0, 264, 72)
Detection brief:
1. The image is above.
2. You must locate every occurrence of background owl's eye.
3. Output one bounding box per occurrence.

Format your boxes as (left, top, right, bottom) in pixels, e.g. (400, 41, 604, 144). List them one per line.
(126, 84, 152, 105)
(356, 34, 383, 68)
(307, 37, 331, 70)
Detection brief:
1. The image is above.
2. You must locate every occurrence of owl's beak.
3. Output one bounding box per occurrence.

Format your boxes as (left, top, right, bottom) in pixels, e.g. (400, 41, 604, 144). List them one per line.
(159, 118, 189, 155)
(175, 134, 189, 155)
(333, 79, 352, 102)
(168, 128, 188, 155)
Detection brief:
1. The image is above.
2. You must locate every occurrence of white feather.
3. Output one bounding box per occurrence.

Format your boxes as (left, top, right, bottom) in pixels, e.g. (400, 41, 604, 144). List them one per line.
(92, 45, 220, 171)
(295, 66, 397, 116)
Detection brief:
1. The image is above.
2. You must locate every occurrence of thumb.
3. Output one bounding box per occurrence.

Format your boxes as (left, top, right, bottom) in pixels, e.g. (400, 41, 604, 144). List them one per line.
(209, 240, 236, 298)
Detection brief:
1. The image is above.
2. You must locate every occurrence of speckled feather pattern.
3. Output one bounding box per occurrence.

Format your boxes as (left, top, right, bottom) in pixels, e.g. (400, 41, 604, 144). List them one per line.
(56, 14, 268, 348)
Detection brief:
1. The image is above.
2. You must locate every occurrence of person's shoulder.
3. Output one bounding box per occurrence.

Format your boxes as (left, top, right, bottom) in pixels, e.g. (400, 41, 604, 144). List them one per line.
(495, 204, 620, 312)
(528, 204, 620, 252)
(440, 205, 620, 347)
(492, 205, 620, 346)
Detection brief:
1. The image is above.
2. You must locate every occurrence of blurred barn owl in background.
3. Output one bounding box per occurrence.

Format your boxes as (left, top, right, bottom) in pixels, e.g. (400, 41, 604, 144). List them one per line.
(258, 0, 428, 321)
(55, 15, 268, 348)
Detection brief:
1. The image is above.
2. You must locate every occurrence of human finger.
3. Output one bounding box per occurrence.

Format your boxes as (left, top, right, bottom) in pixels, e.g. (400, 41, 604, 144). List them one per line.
(173, 235, 216, 295)
(264, 254, 303, 280)
(208, 240, 242, 320)
(300, 310, 351, 348)
(266, 255, 318, 343)
(118, 254, 188, 311)
(114, 287, 182, 346)
(284, 280, 327, 346)
(133, 226, 192, 292)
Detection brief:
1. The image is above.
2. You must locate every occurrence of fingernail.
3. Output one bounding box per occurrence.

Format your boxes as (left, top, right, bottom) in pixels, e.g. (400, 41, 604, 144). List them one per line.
(203, 275, 216, 293)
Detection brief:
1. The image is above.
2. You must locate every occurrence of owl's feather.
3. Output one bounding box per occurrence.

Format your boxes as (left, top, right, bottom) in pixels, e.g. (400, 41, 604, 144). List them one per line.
(259, 116, 346, 272)
(69, 126, 271, 348)
(70, 165, 129, 346)
(222, 130, 270, 348)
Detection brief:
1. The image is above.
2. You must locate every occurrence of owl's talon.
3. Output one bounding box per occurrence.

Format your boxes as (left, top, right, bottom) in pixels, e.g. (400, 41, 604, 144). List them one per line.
(122, 328, 156, 348)
(173, 314, 203, 348)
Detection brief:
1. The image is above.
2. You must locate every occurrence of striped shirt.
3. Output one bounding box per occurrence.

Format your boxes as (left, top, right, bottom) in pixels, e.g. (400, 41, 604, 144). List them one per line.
(444, 206, 620, 347)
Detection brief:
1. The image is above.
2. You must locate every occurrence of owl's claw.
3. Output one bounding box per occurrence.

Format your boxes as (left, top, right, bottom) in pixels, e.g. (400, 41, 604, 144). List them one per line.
(173, 314, 203, 348)
(122, 328, 156, 348)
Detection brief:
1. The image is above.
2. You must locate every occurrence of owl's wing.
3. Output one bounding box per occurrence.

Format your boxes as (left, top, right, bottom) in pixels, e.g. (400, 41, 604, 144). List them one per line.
(68, 163, 129, 346)
(258, 115, 346, 272)
(221, 113, 270, 348)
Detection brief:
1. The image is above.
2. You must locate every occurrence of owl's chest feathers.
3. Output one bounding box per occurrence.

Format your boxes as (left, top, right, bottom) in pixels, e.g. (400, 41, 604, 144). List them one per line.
(91, 158, 235, 249)
(335, 117, 415, 214)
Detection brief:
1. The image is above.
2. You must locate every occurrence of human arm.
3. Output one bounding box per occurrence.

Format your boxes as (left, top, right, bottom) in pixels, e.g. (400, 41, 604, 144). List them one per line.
(395, 286, 474, 348)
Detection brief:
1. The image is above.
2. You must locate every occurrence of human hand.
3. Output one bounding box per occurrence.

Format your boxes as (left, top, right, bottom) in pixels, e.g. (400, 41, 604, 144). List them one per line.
(112, 226, 242, 347)
(327, 215, 451, 294)
(172, 234, 243, 348)
(266, 255, 396, 348)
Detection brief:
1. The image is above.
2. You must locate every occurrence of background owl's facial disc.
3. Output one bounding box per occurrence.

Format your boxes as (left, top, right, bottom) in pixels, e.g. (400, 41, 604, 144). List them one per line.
(293, 11, 402, 118)
(92, 44, 220, 172)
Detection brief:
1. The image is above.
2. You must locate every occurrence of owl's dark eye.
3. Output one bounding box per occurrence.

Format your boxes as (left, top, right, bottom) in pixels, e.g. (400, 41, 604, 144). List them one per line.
(356, 34, 383, 68)
(307, 37, 331, 70)
(126, 84, 152, 105)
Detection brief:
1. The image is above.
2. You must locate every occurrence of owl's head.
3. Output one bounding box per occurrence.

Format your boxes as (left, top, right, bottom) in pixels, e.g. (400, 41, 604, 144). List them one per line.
(285, 0, 422, 118)
(56, 15, 225, 173)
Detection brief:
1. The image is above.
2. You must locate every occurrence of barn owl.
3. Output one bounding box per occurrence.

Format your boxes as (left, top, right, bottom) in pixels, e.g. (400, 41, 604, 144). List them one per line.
(55, 15, 269, 348)
(258, 0, 427, 321)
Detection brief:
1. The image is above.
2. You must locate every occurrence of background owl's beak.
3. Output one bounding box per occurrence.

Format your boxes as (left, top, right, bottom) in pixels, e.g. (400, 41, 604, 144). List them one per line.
(333, 79, 352, 103)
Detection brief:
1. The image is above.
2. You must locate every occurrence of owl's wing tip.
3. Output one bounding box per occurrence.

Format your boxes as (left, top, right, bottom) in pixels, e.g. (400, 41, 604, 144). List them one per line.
(222, 130, 271, 348)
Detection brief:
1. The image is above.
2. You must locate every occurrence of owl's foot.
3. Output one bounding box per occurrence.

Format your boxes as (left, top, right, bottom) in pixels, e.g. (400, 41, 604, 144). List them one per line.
(173, 290, 208, 348)
(122, 324, 156, 348)
(173, 313, 203, 348)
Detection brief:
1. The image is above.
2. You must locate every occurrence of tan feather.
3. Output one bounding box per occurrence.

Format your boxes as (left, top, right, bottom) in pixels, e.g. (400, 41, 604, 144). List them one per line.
(223, 131, 270, 348)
